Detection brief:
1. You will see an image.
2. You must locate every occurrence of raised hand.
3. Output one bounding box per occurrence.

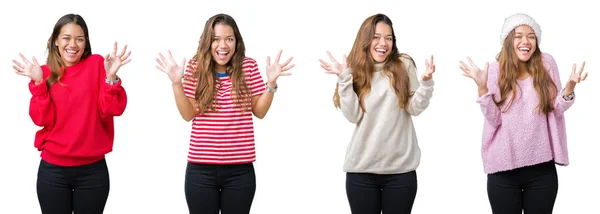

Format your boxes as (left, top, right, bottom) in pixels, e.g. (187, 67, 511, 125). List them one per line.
(564, 61, 589, 95)
(265, 49, 295, 83)
(459, 56, 489, 90)
(155, 50, 186, 84)
(319, 51, 347, 76)
(568, 61, 588, 85)
(13, 53, 43, 83)
(422, 55, 436, 81)
(104, 42, 131, 80)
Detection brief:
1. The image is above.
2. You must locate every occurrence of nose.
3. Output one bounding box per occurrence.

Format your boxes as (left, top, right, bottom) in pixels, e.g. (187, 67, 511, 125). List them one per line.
(219, 39, 226, 46)
(68, 38, 77, 47)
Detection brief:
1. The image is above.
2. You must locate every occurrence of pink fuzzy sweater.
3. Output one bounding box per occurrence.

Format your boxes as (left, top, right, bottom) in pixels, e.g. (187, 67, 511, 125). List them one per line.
(477, 53, 574, 174)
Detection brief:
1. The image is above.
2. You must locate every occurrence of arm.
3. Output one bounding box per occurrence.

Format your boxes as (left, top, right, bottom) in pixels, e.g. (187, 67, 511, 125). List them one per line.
(544, 53, 575, 114)
(249, 60, 270, 119)
(476, 63, 502, 128)
(28, 78, 55, 127)
(98, 68, 128, 122)
(176, 61, 200, 122)
(337, 69, 364, 123)
(405, 59, 435, 116)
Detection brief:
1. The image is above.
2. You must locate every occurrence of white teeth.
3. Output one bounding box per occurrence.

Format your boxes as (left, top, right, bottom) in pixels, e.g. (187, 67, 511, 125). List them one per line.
(217, 51, 228, 55)
(66, 50, 77, 54)
(519, 47, 530, 51)
(375, 49, 387, 53)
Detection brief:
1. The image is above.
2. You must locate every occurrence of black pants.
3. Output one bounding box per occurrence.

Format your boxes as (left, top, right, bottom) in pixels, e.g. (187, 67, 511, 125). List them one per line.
(346, 170, 418, 214)
(37, 158, 110, 214)
(185, 162, 256, 214)
(487, 160, 558, 214)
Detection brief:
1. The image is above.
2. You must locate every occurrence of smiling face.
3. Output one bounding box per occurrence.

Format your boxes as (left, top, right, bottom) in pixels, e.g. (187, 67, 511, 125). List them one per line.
(54, 22, 86, 66)
(211, 23, 236, 72)
(370, 21, 393, 63)
(513, 25, 537, 62)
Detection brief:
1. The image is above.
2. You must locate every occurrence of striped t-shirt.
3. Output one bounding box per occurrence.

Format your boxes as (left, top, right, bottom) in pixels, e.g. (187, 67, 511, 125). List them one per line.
(182, 57, 266, 165)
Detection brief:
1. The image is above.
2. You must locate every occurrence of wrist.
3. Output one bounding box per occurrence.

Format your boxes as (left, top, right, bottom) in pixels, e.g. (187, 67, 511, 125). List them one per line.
(477, 86, 488, 96)
(106, 74, 117, 81)
(266, 81, 277, 89)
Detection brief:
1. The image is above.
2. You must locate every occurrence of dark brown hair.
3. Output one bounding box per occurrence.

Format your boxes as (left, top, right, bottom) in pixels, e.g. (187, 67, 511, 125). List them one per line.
(46, 14, 92, 87)
(333, 13, 413, 112)
(495, 29, 557, 115)
(189, 13, 250, 114)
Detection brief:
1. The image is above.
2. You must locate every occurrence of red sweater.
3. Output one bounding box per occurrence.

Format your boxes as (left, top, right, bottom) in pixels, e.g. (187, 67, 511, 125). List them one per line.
(28, 54, 127, 166)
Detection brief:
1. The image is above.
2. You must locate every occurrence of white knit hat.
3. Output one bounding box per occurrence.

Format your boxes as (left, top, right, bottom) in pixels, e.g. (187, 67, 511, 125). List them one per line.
(500, 13, 542, 45)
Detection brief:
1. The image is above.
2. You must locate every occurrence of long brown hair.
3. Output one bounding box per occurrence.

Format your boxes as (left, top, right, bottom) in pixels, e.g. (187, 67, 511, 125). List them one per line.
(333, 14, 412, 112)
(190, 13, 250, 115)
(46, 14, 92, 87)
(495, 30, 557, 115)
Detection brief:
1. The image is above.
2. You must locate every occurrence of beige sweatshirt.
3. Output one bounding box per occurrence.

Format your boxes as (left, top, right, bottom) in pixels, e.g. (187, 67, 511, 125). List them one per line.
(338, 56, 434, 174)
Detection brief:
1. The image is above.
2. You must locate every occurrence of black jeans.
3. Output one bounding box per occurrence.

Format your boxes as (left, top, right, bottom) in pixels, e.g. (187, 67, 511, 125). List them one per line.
(487, 160, 558, 214)
(185, 162, 256, 214)
(37, 158, 110, 214)
(346, 170, 418, 214)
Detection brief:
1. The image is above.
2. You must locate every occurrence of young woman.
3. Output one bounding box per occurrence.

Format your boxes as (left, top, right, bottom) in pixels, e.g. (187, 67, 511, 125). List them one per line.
(155, 13, 295, 214)
(319, 13, 436, 214)
(460, 13, 588, 214)
(12, 13, 130, 214)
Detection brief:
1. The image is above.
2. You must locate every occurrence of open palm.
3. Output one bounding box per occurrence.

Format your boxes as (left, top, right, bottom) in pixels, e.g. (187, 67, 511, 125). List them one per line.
(104, 42, 131, 79)
(459, 57, 489, 89)
(265, 50, 295, 83)
(13, 53, 43, 83)
(155, 50, 186, 84)
(319, 51, 347, 76)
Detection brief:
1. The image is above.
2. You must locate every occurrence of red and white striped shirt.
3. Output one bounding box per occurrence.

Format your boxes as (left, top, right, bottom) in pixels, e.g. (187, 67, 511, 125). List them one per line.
(182, 57, 266, 165)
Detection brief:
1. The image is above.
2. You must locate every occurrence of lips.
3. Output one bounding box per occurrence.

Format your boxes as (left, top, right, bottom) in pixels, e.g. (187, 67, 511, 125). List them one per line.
(216, 50, 229, 60)
(374, 48, 387, 56)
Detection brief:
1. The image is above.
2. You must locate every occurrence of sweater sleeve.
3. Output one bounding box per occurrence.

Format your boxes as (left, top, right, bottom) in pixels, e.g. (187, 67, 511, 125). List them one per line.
(28, 71, 55, 127)
(337, 69, 364, 123)
(405, 58, 434, 116)
(476, 62, 502, 128)
(98, 56, 128, 121)
(543, 53, 575, 114)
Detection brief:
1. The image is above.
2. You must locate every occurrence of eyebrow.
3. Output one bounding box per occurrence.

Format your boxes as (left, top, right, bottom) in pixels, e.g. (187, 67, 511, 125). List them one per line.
(374, 33, 393, 37)
(61, 34, 85, 38)
(515, 32, 535, 35)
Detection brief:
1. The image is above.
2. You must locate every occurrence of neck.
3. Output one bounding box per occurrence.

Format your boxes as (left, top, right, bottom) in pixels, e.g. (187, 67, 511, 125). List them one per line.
(215, 64, 227, 74)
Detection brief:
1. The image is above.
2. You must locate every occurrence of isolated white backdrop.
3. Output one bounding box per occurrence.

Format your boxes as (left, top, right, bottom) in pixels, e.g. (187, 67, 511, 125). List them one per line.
(0, 0, 598, 213)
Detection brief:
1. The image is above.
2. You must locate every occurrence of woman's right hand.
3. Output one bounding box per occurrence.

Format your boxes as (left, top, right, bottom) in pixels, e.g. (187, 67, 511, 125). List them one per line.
(319, 51, 347, 76)
(13, 53, 43, 84)
(459, 56, 489, 94)
(155, 50, 185, 84)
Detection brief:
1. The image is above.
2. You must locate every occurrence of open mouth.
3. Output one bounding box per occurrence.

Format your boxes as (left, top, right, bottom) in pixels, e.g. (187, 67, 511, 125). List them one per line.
(518, 47, 531, 53)
(65, 49, 79, 56)
(374, 48, 387, 55)
(216, 50, 229, 59)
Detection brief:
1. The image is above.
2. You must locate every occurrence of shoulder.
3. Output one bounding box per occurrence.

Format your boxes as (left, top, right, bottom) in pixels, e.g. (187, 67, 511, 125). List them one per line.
(87, 54, 105, 62)
(242, 57, 259, 74)
(242, 57, 258, 66)
(541, 52, 557, 70)
(398, 54, 416, 68)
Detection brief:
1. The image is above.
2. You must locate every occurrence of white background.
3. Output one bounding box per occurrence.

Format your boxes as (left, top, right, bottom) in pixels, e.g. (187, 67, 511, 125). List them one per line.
(1, 0, 598, 213)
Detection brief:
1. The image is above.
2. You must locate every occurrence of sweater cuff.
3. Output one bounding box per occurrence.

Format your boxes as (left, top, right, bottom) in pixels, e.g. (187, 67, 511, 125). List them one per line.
(28, 80, 48, 96)
(420, 79, 434, 88)
(103, 78, 124, 94)
(337, 68, 352, 83)
(476, 91, 493, 104)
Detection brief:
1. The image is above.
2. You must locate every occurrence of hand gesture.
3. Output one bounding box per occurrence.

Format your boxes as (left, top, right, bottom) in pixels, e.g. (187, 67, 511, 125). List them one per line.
(422, 55, 436, 81)
(319, 51, 347, 76)
(265, 49, 295, 83)
(13, 53, 43, 83)
(104, 42, 131, 80)
(155, 50, 186, 84)
(459, 56, 489, 89)
(568, 61, 588, 85)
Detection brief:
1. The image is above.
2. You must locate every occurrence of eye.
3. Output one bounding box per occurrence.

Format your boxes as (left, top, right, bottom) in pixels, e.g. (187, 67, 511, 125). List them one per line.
(77, 38, 85, 42)
(386, 37, 393, 41)
(227, 38, 234, 42)
(528, 36, 536, 40)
